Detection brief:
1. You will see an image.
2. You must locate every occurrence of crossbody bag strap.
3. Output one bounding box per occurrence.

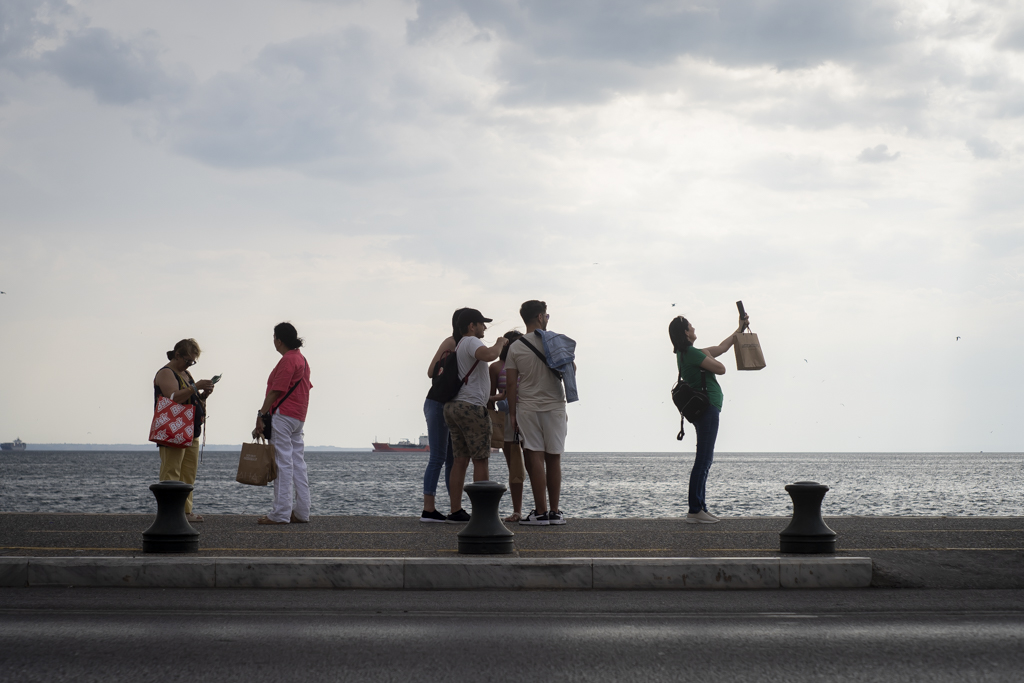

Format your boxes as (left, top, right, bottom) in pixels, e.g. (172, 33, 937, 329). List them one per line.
(272, 358, 308, 413)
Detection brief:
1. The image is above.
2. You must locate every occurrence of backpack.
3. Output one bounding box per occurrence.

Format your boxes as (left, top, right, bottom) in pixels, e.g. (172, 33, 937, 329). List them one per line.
(671, 369, 710, 441)
(426, 339, 481, 403)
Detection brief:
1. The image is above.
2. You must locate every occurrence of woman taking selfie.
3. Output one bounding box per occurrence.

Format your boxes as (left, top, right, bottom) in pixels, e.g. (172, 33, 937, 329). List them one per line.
(668, 312, 748, 524)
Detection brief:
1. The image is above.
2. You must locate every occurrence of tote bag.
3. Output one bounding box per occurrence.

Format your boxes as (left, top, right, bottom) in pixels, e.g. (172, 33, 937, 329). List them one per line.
(149, 396, 196, 448)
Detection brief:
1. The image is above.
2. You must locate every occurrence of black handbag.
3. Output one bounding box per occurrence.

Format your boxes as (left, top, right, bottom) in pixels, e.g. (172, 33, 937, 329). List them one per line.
(671, 369, 710, 441)
(262, 360, 307, 439)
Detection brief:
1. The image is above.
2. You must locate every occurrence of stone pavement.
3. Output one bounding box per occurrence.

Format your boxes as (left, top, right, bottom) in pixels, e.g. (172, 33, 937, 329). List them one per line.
(1, 513, 1022, 588)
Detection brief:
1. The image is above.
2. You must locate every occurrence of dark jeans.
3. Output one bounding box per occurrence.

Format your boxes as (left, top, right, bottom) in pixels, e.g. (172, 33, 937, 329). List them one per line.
(688, 405, 720, 513)
(422, 398, 453, 497)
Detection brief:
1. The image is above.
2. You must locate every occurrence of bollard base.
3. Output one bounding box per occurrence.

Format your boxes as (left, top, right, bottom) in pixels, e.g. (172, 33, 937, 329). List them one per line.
(458, 537, 515, 555)
(780, 537, 836, 554)
(142, 536, 200, 553)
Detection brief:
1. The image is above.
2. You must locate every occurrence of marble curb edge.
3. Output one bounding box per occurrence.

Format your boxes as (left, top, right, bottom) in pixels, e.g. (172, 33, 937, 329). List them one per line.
(0, 556, 873, 589)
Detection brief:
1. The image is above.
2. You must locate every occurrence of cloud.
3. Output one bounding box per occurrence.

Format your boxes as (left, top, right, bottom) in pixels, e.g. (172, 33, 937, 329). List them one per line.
(0, 0, 68, 69)
(965, 136, 1002, 160)
(857, 144, 900, 163)
(168, 29, 430, 171)
(409, 0, 909, 104)
(996, 18, 1024, 52)
(41, 27, 182, 104)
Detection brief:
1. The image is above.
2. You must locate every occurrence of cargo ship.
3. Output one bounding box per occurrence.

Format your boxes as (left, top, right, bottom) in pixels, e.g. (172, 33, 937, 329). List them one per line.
(0, 438, 26, 451)
(372, 435, 429, 452)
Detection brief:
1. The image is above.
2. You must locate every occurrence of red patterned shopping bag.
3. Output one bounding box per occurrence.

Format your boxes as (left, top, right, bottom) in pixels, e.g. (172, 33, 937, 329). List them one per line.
(148, 396, 196, 448)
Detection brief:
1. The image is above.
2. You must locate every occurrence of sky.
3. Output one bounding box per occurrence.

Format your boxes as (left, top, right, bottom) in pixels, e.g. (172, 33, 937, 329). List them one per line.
(0, 0, 1022, 452)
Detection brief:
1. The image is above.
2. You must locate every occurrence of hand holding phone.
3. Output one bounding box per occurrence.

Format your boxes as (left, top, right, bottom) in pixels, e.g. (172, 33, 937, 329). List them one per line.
(736, 301, 750, 331)
(211, 374, 223, 384)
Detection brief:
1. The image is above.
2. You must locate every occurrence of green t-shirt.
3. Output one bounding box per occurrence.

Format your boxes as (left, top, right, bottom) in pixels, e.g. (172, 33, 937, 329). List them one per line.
(676, 347, 723, 410)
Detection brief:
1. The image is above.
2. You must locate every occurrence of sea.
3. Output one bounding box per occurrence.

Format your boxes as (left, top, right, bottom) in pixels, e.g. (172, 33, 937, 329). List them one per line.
(1, 451, 1021, 517)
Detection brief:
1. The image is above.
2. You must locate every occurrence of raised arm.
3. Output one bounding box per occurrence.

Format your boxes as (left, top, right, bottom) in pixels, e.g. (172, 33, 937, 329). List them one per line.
(474, 337, 508, 363)
(702, 315, 751, 359)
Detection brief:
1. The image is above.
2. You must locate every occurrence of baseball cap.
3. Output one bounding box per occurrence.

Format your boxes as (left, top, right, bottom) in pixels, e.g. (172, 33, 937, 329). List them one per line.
(458, 308, 492, 327)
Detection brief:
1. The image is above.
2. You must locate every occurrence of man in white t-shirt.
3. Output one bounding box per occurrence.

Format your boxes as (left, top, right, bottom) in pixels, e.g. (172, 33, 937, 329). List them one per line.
(442, 308, 508, 524)
(506, 300, 569, 526)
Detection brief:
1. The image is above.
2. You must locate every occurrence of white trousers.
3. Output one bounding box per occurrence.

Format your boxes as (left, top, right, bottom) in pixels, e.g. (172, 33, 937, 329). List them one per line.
(269, 411, 310, 523)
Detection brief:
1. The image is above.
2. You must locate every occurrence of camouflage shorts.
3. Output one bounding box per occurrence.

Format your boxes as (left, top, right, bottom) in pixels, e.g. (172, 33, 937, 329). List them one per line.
(443, 401, 492, 460)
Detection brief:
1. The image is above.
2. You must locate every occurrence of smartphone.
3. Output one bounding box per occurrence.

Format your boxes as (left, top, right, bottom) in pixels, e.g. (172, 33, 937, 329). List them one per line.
(211, 374, 222, 384)
(736, 301, 747, 319)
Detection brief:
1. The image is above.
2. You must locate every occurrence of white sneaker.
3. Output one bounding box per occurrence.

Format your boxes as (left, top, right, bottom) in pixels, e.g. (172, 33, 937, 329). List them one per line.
(686, 510, 720, 524)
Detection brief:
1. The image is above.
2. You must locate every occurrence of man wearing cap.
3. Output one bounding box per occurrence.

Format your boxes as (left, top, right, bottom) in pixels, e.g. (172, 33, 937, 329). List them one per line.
(442, 308, 508, 523)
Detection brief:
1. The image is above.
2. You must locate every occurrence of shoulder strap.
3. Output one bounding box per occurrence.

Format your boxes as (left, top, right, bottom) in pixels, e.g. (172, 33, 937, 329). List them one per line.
(518, 337, 548, 364)
(456, 338, 481, 384)
(272, 358, 308, 412)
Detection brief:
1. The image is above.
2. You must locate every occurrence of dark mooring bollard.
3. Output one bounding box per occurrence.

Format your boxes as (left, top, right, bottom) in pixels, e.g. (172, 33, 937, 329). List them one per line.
(779, 481, 836, 554)
(458, 480, 515, 555)
(142, 481, 200, 553)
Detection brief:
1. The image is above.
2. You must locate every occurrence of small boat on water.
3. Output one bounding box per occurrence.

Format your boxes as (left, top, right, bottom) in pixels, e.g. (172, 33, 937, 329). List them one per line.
(1, 438, 26, 451)
(372, 435, 429, 452)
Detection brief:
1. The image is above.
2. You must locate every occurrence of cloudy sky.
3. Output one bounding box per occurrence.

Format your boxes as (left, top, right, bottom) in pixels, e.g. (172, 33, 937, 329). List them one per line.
(1, 0, 1021, 452)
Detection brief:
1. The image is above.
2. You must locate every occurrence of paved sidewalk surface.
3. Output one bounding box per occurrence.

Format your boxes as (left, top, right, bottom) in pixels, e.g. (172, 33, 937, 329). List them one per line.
(2, 513, 1022, 588)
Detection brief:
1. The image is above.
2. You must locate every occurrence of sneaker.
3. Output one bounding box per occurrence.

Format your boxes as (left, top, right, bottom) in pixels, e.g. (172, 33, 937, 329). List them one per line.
(420, 509, 446, 523)
(519, 510, 551, 526)
(685, 510, 720, 524)
(445, 509, 471, 524)
(548, 510, 566, 525)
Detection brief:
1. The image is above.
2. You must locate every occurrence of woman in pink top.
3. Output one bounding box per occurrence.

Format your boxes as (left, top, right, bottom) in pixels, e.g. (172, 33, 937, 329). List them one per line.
(253, 322, 312, 525)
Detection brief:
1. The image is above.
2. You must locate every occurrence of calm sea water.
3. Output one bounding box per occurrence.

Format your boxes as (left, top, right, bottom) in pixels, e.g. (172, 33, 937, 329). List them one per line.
(2, 451, 1021, 517)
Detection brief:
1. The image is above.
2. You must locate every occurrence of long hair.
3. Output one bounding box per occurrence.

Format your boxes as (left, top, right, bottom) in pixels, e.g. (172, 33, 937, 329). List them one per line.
(499, 330, 523, 362)
(451, 307, 470, 343)
(668, 316, 692, 354)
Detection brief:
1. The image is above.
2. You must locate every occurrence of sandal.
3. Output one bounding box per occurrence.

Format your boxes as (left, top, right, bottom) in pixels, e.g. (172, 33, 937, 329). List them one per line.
(186, 513, 204, 523)
(504, 512, 522, 523)
(257, 515, 288, 525)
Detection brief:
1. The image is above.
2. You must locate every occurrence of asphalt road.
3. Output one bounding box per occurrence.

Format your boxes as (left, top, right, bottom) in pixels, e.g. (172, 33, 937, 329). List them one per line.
(2, 589, 1023, 682)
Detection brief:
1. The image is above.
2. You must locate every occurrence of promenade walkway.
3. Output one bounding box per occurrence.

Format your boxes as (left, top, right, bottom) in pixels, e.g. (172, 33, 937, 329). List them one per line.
(2, 513, 1022, 588)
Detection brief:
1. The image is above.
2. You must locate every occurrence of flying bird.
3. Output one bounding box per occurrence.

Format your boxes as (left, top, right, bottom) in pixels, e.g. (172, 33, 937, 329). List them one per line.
(671, 303, 676, 307)
(804, 359, 808, 362)
(956, 336, 960, 340)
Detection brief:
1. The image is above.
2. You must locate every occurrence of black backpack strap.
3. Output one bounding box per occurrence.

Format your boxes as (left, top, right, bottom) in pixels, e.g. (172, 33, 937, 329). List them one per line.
(518, 337, 562, 379)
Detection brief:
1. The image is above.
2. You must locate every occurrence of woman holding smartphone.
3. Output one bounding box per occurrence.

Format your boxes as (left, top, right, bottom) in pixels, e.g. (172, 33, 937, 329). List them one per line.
(668, 313, 749, 524)
(154, 338, 215, 523)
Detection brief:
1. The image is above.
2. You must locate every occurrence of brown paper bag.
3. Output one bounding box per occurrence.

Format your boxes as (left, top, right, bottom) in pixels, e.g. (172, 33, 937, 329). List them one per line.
(734, 331, 766, 371)
(236, 441, 278, 486)
(489, 409, 506, 449)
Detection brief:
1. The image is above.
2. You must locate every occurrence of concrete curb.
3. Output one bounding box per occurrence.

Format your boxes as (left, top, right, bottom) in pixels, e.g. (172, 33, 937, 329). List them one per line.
(0, 556, 872, 590)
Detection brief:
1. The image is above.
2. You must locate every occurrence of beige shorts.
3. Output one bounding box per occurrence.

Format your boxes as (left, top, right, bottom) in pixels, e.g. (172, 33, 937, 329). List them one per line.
(516, 408, 567, 454)
(443, 401, 491, 460)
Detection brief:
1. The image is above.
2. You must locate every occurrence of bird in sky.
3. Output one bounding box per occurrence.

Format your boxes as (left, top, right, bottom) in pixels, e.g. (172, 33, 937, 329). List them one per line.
(956, 336, 961, 340)
(804, 359, 808, 362)
(671, 303, 676, 307)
